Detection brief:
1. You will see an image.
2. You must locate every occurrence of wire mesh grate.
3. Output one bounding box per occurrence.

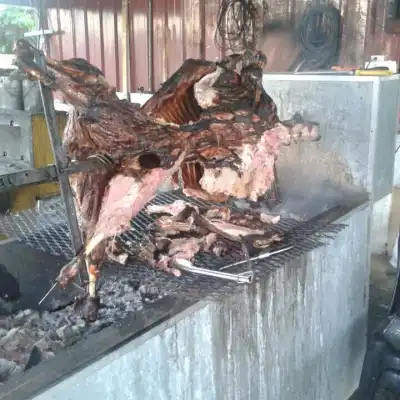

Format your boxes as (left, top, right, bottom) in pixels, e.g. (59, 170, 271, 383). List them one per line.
(0, 190, 350, 299)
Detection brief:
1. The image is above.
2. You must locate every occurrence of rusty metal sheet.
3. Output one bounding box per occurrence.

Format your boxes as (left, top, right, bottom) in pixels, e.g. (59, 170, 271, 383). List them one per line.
(182, 0, 202, 60)
(87, 9, 104, 73)
(339, 0, 369, 65)
(101, 6, 120, 90)
(45, 0, 400, 95)
(152, 0, 167, 88)
(364, 0, 400, 62)
(204, 0, 223, 61)
(72, 8, 89, 62)
(165, 0, 184, 81)
(129, 0, 149, 90)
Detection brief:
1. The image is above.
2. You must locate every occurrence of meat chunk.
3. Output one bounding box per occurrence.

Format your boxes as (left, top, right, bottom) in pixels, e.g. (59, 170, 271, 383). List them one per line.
(132, 202, 283, 274)
(199, 123, 320, 202)
(204, 220, 264, 237)
(259, 213, 280, 224)
(14, 40, 317, 322)
(204, 207, 231, 221)
(146, 200, 189, 216)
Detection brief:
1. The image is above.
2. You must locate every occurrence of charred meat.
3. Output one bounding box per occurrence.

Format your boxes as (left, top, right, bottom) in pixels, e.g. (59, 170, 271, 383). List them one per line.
(133, 201, 283, 274)
(142, 50, 320, 203)
(13, 40, 319, 321)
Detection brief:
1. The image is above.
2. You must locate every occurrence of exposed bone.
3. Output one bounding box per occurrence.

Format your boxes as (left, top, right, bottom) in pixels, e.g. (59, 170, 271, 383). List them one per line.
(146, 200, 188, 216)
(259, 213, 281, 224)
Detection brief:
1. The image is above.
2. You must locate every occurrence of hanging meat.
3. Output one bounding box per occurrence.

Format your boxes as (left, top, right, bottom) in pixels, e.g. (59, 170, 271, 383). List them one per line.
(13, 40, 320, 321)
(141, 50, 320, 204)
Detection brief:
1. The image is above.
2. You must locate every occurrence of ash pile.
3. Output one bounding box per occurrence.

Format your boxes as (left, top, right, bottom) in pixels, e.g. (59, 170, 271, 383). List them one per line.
(0, 251, 166, 385)
(0, 279, 162, 384)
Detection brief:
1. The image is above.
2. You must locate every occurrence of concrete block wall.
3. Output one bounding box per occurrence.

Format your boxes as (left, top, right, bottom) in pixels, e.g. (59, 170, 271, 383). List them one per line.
(32, 205, 370, 400)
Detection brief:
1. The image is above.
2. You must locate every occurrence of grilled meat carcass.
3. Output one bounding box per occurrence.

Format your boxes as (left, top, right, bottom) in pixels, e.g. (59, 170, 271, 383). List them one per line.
(146, 200, 280, 225)
(137, 201, 283, 274)
(13, 41, 191, 320)
(141, 50, 320, 204)
(13, 40, 317, 321)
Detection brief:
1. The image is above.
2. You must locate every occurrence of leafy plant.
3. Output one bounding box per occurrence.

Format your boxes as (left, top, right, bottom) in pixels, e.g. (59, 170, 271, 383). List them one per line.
(0, 6, 36, 54)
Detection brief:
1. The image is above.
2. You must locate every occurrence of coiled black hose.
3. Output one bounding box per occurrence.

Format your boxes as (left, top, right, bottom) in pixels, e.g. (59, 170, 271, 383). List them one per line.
(292, 2, 342, 71)
(214, 0, 261, 52)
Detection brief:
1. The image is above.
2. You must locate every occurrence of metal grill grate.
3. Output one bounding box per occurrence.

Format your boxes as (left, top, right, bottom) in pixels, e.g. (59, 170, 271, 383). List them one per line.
(0, 198, 74, 258)
(0, 191, 344, 257)
(0, 191, 350, 301)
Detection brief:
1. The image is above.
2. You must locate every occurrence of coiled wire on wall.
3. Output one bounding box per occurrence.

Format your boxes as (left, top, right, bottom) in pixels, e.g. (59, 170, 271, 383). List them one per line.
(292, 2, 342, 71)
(214, 0, 263, 52)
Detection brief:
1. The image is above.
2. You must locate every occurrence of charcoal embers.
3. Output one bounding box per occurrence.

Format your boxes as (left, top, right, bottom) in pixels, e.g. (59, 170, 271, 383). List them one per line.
(0, 275, 165, 384)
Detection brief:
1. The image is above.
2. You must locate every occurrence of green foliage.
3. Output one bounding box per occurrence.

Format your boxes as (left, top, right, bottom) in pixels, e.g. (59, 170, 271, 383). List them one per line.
(0, 6, 36, 54)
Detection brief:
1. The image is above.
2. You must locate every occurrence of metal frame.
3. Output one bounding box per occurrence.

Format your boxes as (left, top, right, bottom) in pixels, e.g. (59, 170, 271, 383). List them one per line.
(0, 109, 34, 168)
(35, 53, 83, 256)
(0, 77, 118, 253)
(0, 165, 57, 191)
(0, 0, 111, 258)
(0, 51, 112, 258)
(35, 0, 83, 256)
(0, 157, 115, 193)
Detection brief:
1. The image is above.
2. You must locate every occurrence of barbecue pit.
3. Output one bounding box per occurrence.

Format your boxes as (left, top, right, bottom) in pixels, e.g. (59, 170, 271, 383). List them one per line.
(0, 73, 398, 400)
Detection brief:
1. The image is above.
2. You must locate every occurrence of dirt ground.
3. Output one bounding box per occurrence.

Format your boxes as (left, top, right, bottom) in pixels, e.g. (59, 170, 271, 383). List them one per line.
(368, 188, 400, 337)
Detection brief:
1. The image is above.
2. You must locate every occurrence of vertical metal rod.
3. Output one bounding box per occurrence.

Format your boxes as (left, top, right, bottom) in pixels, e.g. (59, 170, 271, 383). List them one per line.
(147, 0, 154, 92)
(121, 0, 131, 102)
(37, 72, 83, 255)
(36, 1, 83, 259)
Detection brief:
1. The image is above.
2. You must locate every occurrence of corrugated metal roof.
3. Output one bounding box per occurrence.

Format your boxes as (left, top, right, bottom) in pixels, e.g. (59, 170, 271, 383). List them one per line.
(45, 0, 400, 92)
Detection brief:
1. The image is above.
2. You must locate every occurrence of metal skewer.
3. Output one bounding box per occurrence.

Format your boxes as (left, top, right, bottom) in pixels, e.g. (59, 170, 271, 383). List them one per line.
(72, 282, 86, 292)
(219, 244, 296, 271)
(38, 282, 58, 305)
(38, 278, 85, 306)
(175, 259, 253, 284)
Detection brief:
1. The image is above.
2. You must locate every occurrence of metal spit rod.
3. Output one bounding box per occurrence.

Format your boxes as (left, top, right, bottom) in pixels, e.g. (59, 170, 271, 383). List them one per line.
(219, 244, 296, 271)
(175, 259, 254, 284)
(35, 49, 84, 259)
(32, 0, 85, 260)
(0, 157, 115, 192)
